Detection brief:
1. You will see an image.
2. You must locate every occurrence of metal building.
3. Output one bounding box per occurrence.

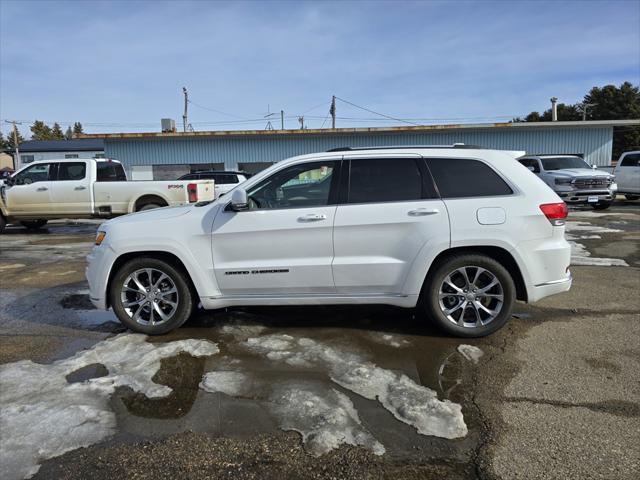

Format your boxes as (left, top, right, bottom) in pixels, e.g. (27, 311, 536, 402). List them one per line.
(84, 120, 639, 179)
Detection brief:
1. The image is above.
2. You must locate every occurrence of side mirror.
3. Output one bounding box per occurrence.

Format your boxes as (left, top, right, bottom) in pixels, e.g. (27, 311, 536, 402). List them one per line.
(592, 164, 597, 170)
(229, 188, 249, 211)
(527, 166, 535, 172)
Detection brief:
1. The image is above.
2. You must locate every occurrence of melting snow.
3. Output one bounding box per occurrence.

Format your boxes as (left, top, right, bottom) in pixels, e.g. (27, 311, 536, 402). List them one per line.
(569, 241, 628, 267)
(0, 334, 219, 480)
(0, 264, 25, 271)
(565, 221, 622, 234)
(366, 332, 411, 348)
(457, 345, 484, 364)
(270, 381, 385, 456)
(200, 371, 252, 396)
(243, 334, 467, 440)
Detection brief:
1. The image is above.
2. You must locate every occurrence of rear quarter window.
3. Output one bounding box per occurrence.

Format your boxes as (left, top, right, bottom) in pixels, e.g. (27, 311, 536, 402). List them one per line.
(96, 162, 127, 182)
(427, 158, 513, 198)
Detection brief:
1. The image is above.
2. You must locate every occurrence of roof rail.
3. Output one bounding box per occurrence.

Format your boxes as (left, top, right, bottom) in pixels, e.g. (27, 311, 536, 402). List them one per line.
(326, 144, 484, 152)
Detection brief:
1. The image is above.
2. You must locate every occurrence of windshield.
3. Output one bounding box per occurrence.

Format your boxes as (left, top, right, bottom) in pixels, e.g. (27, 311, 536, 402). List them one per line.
(541, 157, 590, 171)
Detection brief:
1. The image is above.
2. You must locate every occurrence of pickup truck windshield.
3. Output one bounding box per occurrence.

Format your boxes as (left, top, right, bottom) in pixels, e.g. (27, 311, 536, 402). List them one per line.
(541, 157, 590, 171)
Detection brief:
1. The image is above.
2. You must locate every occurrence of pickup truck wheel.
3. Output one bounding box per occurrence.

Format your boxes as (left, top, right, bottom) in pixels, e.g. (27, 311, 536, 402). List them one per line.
(138, 203, 162, 211)
(21, 220, 48, 230)
(591, 201, 612, 210)
(422, 254, 515, 338)
(625, 195, 639, 201)
(110, 258, 193, 335)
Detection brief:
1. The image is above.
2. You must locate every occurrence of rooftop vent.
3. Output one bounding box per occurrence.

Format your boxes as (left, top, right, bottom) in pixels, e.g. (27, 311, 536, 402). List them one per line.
(161, 118, 176, 133)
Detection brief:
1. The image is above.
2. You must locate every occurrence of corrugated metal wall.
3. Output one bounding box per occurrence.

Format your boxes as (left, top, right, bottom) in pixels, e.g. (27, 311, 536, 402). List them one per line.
(105, 126, 614, 171)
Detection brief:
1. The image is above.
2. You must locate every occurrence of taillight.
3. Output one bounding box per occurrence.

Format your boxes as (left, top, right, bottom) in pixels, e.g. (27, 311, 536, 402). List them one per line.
(187, 183, 198, 203)
(539, 202, 568, 226)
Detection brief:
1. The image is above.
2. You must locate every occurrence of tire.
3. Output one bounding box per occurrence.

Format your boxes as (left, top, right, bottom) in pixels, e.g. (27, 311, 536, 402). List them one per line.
(21, 219, 48, 230)
(138, 203, 163, 212)
(0, 215, 6, 234)
(422, 254, 516, 338)
(625, 195, 639, 201)
(110, 257, 193, 335)
(591, 201, 612, 210)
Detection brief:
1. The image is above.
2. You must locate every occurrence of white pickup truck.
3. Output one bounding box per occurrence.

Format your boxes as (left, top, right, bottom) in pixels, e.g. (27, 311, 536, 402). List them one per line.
(0, 158, 214, 233)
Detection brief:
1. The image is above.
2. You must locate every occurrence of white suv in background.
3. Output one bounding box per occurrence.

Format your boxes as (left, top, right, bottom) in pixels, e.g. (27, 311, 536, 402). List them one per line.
(87, 146, 572, 338)
(613, 151, 640, 200)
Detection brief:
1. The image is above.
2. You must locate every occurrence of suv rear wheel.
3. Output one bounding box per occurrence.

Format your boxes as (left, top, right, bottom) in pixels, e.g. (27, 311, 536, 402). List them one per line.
(423, 254, 516, 338)
(110, 257, 193, 335)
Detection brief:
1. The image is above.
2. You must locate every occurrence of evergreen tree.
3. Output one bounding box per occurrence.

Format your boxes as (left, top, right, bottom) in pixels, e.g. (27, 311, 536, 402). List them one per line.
(30, 120, 53, 140)
(51, 122, 64, 140)
(73, 122, 84, 135)
(5, 128, 24, 149)
(0, 132, 8, 150)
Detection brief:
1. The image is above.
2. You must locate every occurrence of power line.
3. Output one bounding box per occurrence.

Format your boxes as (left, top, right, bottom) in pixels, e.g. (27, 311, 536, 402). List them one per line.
(334, 96, 421, 126)
(187, 99, 248, 120)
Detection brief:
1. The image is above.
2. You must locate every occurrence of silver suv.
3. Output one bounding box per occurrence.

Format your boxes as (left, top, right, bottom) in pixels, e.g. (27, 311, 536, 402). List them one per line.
(518, 155, 616, 210)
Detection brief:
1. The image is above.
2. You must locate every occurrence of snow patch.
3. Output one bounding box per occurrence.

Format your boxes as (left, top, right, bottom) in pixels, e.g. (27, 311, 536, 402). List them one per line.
(569, 241, 629, 267)
(0, 263, 25, 271)
(0, 334, 219, 480)
(243, 334, 467, 439)
(565, 221, 622, 234)
(269, 381, 385, 457)
(200, 371, 252, 396)
(457, 345, 484, 364)
(366, 332, 411, 348)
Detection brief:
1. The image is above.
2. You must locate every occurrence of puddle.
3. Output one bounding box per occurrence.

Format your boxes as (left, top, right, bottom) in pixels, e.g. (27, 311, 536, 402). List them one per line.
(60, 293, 125, 332)
(66, 363, 109, 383)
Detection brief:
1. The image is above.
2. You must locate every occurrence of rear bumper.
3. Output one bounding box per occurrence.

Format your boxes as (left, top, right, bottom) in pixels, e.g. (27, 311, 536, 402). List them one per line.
(528, 271, 573, 302)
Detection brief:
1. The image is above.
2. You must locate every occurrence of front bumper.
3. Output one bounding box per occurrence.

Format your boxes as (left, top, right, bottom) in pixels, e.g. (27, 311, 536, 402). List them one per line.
(557, 190, 614, 204)
(85, 244, 116, 310)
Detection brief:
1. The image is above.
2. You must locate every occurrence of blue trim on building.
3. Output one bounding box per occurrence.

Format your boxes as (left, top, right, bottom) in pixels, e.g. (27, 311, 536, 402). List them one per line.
(104, 126, 614, 170)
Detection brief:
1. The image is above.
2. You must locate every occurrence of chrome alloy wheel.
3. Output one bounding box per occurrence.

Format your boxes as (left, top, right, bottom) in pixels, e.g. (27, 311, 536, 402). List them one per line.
(438, 266, 504, 328)
(120, 268, 179, 326)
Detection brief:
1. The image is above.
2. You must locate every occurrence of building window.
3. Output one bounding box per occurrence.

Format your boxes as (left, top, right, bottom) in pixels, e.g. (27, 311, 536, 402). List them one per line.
(94, 153, 105, 159)
(21, 155, 35, 163)
(64, 154, 79, 159)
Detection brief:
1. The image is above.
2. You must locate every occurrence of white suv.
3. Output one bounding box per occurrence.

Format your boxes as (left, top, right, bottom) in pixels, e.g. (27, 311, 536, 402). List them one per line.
(86, 146, 572, 338)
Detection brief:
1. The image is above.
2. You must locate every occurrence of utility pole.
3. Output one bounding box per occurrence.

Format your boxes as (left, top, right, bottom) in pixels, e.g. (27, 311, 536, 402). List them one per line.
(550, 97, 558, 121)
(330, 95, 336, 129)
(298, 116, 305, 130)
(182, 87, 188, 133)
(4, 120, 22, 170)
(579, 102, 597, 121)
(281, 110, 284, 130)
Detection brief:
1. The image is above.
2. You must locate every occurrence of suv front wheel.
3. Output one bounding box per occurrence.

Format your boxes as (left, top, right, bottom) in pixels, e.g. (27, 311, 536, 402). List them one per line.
(423, 254, 516, 338)
(110, 257, 193, 335)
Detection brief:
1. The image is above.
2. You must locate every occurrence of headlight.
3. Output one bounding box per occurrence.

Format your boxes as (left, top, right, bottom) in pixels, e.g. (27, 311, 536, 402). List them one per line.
(554, 178, 572, 185)
(95, 231, 106, 246)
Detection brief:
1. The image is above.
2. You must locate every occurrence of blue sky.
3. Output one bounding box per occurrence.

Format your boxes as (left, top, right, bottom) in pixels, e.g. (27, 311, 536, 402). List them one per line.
(1, 0, 639, 137)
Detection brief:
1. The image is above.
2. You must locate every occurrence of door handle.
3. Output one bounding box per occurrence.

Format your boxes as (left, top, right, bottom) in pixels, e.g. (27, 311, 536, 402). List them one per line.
(36, 187, 48, 192)
(408, 208, 439, 216)
(74, 186, 87, 191)
(298, 213, 327, 222)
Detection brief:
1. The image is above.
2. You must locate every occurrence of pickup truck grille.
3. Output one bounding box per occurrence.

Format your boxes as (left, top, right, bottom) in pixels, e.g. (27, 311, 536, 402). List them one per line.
(573, 177, 611, 189)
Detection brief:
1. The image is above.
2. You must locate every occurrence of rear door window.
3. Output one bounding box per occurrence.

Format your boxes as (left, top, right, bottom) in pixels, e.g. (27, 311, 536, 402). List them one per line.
(427, 158, 513, 198)
(97, 162, 127, 182)
(347, 158, 433, 204)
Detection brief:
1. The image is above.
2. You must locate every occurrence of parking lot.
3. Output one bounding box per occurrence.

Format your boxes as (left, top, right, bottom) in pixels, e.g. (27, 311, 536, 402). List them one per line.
(0, 202, 638, 480)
